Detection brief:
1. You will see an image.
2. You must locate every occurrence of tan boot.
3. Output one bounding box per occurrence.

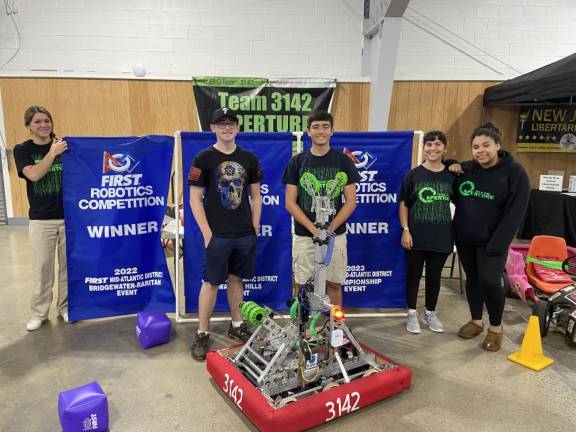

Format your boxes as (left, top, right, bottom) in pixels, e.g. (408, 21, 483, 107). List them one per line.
(458, 321, 484, 339)
(481, 329, 503, 352)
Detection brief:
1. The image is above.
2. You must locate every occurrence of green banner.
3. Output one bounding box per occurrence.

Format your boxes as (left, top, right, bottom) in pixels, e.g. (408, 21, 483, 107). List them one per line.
(192, 77, 336, 132)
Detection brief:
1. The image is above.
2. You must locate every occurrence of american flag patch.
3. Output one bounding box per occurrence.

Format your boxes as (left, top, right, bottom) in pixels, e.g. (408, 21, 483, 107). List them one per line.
(188, 166, 202, 182)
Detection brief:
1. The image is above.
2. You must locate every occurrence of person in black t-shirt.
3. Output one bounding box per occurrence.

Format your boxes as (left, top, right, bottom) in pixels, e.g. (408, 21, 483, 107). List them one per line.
(453, 123, 529, 352)
(13, 106, 69, 331)
(188, 107, 264, 361)
(282, 110, 360, 306)
(399, 131, 456, 335)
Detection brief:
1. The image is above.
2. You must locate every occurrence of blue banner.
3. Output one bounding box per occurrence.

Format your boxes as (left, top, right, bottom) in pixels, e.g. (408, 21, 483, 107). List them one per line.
(304, 131, 414, 308)
(181, 132, 293, 312)
(62, 136, 175, 320)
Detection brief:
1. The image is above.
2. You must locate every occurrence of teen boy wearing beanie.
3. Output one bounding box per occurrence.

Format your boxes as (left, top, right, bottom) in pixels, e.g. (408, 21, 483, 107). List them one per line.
(188, 107, 264, 360)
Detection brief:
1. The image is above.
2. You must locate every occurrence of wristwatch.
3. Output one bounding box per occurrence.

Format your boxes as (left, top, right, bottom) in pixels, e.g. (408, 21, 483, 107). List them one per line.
(402, 226, 410, 232)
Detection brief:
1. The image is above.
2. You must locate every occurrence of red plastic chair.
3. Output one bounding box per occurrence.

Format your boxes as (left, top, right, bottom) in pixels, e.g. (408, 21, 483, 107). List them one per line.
(526, 235, 573, 294)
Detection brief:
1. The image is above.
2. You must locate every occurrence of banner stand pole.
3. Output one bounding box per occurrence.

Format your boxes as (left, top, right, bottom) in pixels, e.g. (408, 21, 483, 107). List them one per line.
(174, 131, 420, 323)
(294, 131, 303, 153)
(174, 131, 184, 323)
(415, 130, 423, 166)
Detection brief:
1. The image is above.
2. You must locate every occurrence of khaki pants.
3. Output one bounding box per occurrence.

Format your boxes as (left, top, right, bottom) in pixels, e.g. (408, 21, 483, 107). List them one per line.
(28, 219, 68, 319)
(293, 233, 348, 285)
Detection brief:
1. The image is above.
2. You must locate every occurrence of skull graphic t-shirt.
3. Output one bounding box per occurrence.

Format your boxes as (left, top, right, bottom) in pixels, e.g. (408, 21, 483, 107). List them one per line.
(188, 145, 263, 237)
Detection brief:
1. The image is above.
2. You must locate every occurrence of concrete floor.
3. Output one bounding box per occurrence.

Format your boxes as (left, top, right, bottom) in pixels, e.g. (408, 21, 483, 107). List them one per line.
(1, 226, 575, 432)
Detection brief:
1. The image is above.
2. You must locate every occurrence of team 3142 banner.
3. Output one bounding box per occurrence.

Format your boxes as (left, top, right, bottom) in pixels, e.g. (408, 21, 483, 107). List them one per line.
(62, 136, 176, 321)
(192, 77, 336, 132)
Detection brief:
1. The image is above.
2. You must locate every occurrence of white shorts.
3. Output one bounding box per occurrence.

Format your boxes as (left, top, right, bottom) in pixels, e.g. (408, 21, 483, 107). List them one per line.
(293, 233, 348, 285)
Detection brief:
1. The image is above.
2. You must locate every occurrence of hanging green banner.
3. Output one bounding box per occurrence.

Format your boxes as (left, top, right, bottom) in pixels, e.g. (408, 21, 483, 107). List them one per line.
(192, 77, 336, 132)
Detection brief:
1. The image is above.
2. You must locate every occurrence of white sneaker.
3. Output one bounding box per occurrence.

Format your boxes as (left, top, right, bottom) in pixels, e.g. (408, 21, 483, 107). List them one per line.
(26, 319, 44, 331)
(423, 310, 445, 333)
(406, 311, 421, 334)
(59, 313, 72, 323)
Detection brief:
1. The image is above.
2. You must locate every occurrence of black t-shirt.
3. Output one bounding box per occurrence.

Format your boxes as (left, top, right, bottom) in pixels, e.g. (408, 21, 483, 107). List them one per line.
(13, 139, 64, 220)
(399, 165, 455, 254)
(282, 148, 360, 237)
(188, 145, 264, 237)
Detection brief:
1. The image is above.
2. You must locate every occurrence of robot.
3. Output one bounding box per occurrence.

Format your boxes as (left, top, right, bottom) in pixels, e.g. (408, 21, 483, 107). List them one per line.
(231, 172, 386, 406)
(206, 172, 411, 431)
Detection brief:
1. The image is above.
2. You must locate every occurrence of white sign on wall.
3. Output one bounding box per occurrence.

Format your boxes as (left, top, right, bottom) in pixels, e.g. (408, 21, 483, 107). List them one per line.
(539, 175, 563, 192)
(569, 175, 576, 193)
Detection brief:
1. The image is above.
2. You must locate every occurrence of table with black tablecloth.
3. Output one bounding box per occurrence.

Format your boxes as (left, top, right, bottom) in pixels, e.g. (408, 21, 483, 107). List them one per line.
(518, 189, 576, 247)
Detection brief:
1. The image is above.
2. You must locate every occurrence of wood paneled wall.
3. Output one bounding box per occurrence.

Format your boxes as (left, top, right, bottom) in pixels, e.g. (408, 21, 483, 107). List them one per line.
(5, 78, 571, 218)
(0, 78, 369, 218)
(387, 80, 576, 187)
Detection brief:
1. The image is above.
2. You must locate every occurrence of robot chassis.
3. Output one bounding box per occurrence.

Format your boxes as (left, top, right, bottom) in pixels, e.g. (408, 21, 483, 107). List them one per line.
(229, 172, 391, 407)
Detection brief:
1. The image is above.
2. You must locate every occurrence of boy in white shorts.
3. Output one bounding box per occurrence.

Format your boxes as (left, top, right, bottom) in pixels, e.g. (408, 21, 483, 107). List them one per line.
(282, 110, 360, 305)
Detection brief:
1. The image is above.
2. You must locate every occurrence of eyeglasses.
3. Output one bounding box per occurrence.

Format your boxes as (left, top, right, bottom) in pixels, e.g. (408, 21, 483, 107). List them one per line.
(214, 121, 238, 129)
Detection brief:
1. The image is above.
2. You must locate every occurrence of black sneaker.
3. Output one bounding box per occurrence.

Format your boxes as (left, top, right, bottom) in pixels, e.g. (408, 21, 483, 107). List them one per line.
(227, 322, 252, 343)
(191, 332, 210, 361)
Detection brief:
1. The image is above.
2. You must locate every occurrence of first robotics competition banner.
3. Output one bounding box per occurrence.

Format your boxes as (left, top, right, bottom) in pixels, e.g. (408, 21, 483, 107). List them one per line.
(192, 77, 336, 132)
(62, 136, 176, 321)
(181, 132, 293, 312)
(304, 131, 414, 308)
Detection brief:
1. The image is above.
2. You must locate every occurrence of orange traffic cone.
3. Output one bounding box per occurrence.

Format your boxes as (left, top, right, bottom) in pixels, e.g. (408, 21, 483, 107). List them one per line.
(508, 316, 554, 371)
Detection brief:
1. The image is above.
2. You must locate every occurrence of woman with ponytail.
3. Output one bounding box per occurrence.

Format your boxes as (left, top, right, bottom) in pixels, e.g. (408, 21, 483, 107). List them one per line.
(13, 106, 69, 331)
(453, 123, 529, 351)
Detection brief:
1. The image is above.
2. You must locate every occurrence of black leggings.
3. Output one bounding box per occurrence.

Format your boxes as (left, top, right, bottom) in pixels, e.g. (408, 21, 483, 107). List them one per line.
(457, 244, 507, 326)
(405, 249, 450, 311)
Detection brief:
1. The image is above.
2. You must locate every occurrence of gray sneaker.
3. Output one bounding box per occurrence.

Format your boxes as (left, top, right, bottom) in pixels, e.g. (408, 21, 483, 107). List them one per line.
(423, 311, 444, 333)
(406, 311, 421, 334)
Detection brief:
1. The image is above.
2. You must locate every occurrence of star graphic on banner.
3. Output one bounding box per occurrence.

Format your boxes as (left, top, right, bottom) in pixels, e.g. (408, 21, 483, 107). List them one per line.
(532, 135, 537, 139)
(539, 135, 544, 140)
(545, 135, 550, 140)
(519, 135, 523, 140)
(552, 136, 557, 140)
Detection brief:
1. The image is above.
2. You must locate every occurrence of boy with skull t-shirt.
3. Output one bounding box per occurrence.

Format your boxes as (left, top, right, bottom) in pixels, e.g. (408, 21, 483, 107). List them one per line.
(187, 108, 264, 361)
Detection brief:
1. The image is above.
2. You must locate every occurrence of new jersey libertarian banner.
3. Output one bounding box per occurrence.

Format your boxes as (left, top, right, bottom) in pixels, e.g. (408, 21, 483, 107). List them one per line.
(304, 131, 414, 308)
(181, 132, 293, 312)
(62, 136, 175, 320)
(192, 77, 336, 132)
(517, 105, 576, 152)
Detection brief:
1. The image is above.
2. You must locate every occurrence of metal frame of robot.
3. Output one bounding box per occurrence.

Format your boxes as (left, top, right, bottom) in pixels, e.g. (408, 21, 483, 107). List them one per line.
(171, 130, 425, 323)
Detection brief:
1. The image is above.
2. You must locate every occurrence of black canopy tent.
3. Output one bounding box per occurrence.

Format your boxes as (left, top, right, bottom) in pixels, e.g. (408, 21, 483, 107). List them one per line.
(483, 53, 576, 106)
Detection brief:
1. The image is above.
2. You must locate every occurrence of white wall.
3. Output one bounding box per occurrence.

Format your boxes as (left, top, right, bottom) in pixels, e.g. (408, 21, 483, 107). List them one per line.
(396, 0, 576, 80)
(0, 1, 575, 81)
(0, 0, 364, 79)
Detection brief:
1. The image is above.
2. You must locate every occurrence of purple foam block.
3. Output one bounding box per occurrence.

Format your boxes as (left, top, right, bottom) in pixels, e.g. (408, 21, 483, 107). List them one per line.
(136, 311, 171, 349)
(58, 381, 109, 432)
